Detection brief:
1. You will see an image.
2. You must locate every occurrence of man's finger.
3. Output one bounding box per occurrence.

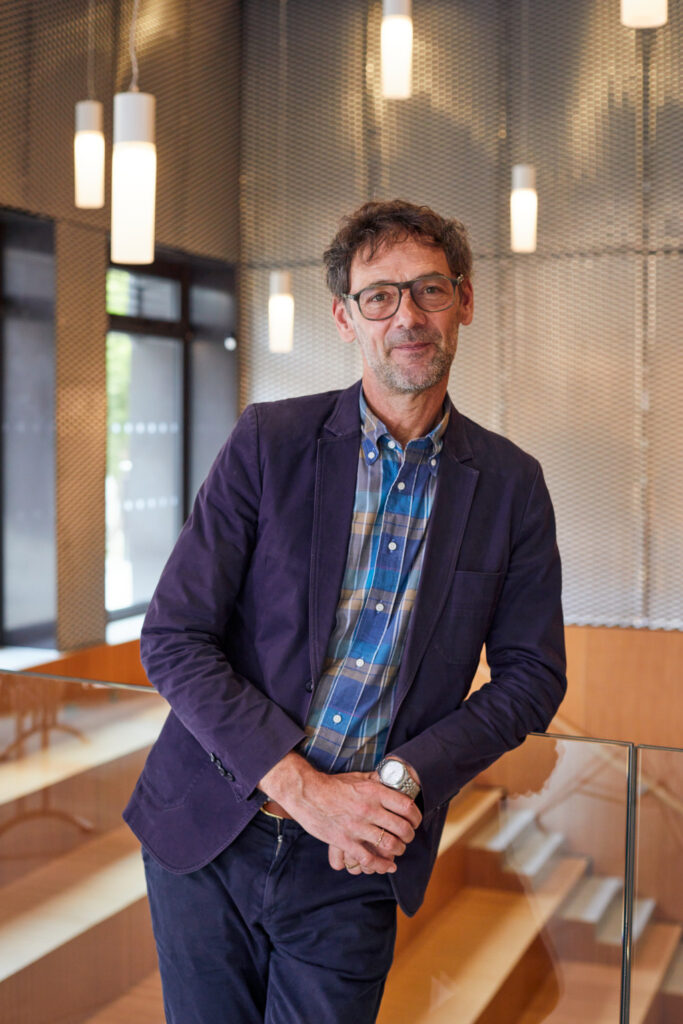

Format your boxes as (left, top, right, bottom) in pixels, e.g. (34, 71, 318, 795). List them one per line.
(328, 845, 346, 871)
(378, 787, 422, 829)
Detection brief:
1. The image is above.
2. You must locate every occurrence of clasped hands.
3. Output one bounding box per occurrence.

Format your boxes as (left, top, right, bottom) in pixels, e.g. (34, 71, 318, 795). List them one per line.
(259, 752, 421, 877)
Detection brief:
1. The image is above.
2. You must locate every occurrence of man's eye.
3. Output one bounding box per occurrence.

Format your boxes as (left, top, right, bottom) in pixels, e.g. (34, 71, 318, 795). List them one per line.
(367, 290, 390, 303)
(421, 281, 448, 296)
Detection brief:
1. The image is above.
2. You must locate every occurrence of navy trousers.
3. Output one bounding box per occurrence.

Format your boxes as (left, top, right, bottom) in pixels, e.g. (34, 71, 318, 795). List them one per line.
(143, 811, 398, 1024)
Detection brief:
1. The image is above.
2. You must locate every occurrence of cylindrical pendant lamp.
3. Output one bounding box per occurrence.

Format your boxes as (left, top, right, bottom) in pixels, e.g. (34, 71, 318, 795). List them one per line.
(111, 91, 157, 265)
(510, 164, 538, 254)
(268, 271, 295, 353)
(382, 0, 413, 99)
(620, 0, 667, 28)
(74, 100, 105, 209)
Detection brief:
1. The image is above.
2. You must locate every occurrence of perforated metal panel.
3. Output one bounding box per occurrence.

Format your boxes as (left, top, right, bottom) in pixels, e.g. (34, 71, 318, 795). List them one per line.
(239, 0, 683, 631)
(55, 222, 107, 651)
(0, 0, 241, 649)
(0, 0, 240, 260)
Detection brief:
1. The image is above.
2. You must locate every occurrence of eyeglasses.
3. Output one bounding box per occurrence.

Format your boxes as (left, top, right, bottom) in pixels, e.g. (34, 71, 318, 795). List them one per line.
(344, 273, 464, 321)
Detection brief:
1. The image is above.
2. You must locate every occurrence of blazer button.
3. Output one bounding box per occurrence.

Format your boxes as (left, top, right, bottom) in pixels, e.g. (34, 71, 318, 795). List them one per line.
(305, 681, 314, 692)
(225, 771, 235, 782)
(217, 766, 227, 777)
(209, 752, 217, 763)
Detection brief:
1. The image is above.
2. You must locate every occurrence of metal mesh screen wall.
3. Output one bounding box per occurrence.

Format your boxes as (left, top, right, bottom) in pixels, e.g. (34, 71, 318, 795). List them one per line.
(0, 0, 241, 648)
(0, 0, 241, 261)
(240, 0, 683, 630)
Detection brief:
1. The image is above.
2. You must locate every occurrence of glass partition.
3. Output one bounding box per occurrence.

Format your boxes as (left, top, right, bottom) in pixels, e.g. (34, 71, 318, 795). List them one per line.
(633, 744, 683, 1024)
(379, 732, 634, 1023)
(3, 670, 676, 1024)
(0, 671, 166, 1024)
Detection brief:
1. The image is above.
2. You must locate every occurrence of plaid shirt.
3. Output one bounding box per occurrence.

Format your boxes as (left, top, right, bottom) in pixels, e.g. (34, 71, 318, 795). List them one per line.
(299, 390, 450, 773)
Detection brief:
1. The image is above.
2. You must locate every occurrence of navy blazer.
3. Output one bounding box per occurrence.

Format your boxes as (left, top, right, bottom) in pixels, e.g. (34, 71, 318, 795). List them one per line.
(124, 380, 566, 915)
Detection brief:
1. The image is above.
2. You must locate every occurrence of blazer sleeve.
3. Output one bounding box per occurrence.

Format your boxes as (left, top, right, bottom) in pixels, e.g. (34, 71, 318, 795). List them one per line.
(391, 461, 566, 817)
(140, 404, 307, 802)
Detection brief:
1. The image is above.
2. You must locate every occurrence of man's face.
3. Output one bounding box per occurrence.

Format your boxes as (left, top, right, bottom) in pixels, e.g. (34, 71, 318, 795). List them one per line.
(332, 236, 474, 398)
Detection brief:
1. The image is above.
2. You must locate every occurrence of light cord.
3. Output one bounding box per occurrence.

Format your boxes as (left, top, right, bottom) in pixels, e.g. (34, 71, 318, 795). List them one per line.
(87, 0, 95, 99)
(129, 0, 141, 92)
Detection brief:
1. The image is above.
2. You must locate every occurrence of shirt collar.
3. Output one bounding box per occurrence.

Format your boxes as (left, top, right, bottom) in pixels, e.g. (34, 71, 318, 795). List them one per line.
(359, 389, 451, 475)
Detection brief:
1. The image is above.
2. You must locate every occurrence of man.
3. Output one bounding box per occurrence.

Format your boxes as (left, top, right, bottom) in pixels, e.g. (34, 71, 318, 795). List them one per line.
(124, 199, 566, 1024)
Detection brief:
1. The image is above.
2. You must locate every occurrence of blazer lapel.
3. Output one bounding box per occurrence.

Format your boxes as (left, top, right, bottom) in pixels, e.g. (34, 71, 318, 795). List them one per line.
(308, 385, 362, 685)
(392, 410, 479, 708)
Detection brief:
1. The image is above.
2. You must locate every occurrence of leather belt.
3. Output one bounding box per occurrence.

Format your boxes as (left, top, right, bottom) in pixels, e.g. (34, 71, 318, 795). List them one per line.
(261, 799, 294, 820)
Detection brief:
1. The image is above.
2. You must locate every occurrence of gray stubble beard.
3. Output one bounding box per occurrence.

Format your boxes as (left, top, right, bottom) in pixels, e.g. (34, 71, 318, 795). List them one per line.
(374, 328, 457, 395)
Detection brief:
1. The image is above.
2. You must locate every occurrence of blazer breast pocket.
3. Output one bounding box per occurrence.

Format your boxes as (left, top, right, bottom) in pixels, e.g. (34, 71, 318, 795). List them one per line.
(433, 570, 504, 665)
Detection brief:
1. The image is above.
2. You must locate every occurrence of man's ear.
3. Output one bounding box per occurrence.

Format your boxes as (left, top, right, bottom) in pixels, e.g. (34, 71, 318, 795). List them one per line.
(332, 296, 357, 344)
(457, 277, 474, 326)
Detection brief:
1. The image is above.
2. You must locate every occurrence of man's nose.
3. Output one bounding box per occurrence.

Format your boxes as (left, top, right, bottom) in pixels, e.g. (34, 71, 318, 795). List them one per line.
(394, 287, 427, 326)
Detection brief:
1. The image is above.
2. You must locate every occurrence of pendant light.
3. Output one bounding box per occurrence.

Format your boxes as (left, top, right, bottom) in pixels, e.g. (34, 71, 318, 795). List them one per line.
(111, 0, 157, 265)
(268, 0, 294, 353)
(510, 165, 538, 253)
(381, 0, 413, 99)
(269, 272, 295, 353)
(620, 0, 667, 28)
(510, 0, 537, 253)
(74, 1, 104, 208)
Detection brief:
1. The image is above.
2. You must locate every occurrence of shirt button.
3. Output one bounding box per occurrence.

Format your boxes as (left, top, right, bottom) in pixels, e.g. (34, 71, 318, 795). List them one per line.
(397, 481, 406, 491)
(388, 541, 397, 551)
(367, 450, 376, 460)
(430, 458, 437, 467)
(387, 440, 396, 449)
(375, 602, 385, 612)
(332, 713, 342, 724)
(355, 657, 365, 667)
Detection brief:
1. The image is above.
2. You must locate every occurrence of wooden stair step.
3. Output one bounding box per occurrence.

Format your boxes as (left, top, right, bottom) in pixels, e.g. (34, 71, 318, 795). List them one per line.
(560, 875, 623, 924)
(517, 923, 682, 1024)
(0, 825, 146, 981)
(661, 941, 683, 996)
(504, 825, 564, 880)
(596, 895, 656, 947)
(0, 700, 167, 805)
(82, 970, 164, 1023)
(438, 785, 505, 853)
(378, 855, 588, 1024)
(468, 805, 536, 853)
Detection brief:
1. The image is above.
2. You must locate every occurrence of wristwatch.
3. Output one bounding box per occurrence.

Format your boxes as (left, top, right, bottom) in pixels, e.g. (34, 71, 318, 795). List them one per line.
(376, 757, 420, 800)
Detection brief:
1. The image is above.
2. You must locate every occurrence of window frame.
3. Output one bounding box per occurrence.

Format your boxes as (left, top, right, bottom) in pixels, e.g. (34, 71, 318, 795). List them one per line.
(0, 210, 57, 648)
(106, 252, 237, 622)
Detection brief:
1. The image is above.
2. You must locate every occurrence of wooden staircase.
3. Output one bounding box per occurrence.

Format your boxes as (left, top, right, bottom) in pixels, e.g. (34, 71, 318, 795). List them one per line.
(2, 673, 682, 1024)
(0, 685, 166, 1024)
(378, 785, 683, 1024)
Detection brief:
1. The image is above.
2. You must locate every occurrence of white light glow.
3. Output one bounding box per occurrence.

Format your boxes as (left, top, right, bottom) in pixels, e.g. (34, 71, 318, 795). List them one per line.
(381, 2, 413, 99)
(74, 100, 105, 209)
(510, 165, 538, 254)
(268, 272, 294, 353)
(620, 0, 667, 28)
(111, 92, 157, 265)
(75, 132, 105, 208)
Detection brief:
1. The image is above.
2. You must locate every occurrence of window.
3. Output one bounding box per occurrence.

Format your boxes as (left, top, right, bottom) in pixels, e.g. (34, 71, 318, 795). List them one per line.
(106, 257, 237, 618)
(0, 212, 56, 647)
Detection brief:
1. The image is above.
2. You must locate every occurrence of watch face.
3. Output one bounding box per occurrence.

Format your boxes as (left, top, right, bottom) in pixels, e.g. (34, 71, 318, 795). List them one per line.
(382, 760, 404, 786)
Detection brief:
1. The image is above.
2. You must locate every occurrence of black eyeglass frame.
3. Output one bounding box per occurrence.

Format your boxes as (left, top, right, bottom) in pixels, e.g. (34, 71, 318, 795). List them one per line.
(343, 273, 465, 321)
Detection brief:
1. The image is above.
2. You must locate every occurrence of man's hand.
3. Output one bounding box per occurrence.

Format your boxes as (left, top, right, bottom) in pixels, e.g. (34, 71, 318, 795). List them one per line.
(259, 753, 421, 875)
